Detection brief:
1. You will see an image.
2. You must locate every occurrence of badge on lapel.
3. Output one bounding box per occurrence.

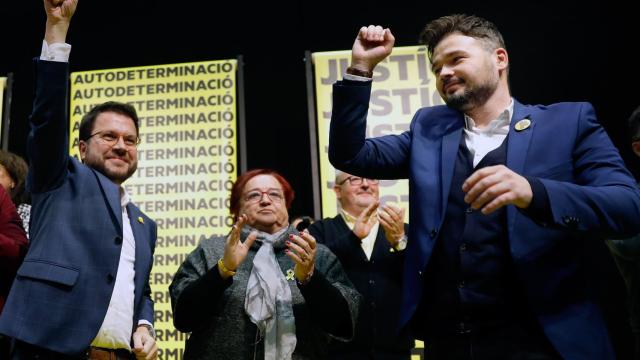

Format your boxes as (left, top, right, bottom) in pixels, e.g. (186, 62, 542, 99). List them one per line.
(137, 216, 144, 224)
(514, 118, 531, 131)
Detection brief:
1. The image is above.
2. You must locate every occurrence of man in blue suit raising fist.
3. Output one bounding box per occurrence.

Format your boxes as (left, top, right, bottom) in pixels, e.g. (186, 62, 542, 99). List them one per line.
(329, 15, 640, 360)
(0, 1, 158, 359)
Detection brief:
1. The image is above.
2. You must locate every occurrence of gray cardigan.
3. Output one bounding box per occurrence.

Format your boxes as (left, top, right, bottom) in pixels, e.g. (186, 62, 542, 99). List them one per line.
(170, 225, 361, 359)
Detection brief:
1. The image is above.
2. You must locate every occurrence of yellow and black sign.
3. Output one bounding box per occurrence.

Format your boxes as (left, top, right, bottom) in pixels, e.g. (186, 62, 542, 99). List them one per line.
(70, 60, 238, 359)
(312, 46, 443, 221)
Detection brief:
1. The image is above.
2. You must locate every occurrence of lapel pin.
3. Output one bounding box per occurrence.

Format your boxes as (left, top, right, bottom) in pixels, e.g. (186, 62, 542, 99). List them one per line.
(286, 269, 295, 281)
(137, 216, 144, 224)
(514, 119, 531, 132)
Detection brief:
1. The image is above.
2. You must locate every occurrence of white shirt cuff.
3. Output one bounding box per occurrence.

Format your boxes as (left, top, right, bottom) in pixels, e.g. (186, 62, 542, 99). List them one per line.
(40, 40, 71, 62)
(343, 73, 372, 82)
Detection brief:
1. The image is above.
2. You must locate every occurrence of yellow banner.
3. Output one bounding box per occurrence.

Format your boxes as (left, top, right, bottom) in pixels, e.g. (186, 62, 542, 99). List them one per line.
(1, 77, 6, 138)
(70, 60, 238, 359)
(312, 46, 443, 220)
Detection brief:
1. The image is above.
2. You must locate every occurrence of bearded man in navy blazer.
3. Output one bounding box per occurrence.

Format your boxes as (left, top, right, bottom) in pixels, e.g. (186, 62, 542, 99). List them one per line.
(0, 1, 158, 359)
(329, 14, 640, 360)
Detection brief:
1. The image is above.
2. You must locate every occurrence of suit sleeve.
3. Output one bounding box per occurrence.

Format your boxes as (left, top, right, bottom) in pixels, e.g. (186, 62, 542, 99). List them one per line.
(329, 80, 412, 179)
(169, 244, 232, 332)
(539, 103, 640, 237)
(138, 222, 157, 325)
(27, 59, 70, 194)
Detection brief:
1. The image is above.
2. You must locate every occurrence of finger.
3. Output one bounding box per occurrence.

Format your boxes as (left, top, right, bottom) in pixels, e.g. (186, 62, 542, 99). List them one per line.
(464, 171, 501, 205)
(462, 165, 502, 192)
(146, 343, 158, 360)
(366, 25, 377, 41)
(142, 335, 155, 356)
(383, 203, 403, 217)
(481, 192, 515, 215)
(358, 26, 368, 40)
(384, 28, 396, 43)
(374, 25, 384, 40)
(289, 233, 312, 254)
(243, 230, 258, 248)
(132, 332, 143, 350)
(298, 230, 317, 250)
(471, 184, 509, 210)
(381, 205, 402, 223)
(286, 249, 304, 265)
(378, 215, 393, 231)
(358, 201, 379, 222)
(286, 240, 308, 261)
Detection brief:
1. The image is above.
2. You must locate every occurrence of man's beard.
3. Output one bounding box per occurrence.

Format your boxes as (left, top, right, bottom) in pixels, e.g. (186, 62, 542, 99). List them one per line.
(88, 159, 137, 184)
(445, 81, 497, 112)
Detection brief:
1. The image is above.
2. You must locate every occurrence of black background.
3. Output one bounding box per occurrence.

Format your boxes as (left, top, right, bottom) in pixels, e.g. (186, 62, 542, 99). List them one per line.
(1, 2, 638, 357)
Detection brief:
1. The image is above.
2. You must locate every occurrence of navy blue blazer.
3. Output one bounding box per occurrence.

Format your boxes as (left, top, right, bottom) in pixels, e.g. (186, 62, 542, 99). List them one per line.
(328, 80, 640, 360)
(0, 60, 156, 356)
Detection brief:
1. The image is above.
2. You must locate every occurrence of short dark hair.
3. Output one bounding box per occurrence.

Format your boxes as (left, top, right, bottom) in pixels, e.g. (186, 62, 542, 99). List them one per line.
(629, 106, 640, 142)
(0, 150, 29, 204)
(420, 14, 506, 62)
(229, 169, 295, 222)
(79, 101, 140, 142)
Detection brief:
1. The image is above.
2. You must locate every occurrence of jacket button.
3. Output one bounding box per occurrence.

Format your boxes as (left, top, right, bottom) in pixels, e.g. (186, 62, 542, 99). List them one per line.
(115, 236, 122, 244)
(369, 279, 375, 285)
(460, 243, 467, 252)
(107, 274, 114, 283)
(458, 281, 465, 289)
(429, 229, 438, 238)
(465, 207, 474, 214)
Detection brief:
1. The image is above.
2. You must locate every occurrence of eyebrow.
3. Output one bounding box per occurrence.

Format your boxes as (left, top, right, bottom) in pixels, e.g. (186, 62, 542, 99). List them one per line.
(245, 187, 283, 192)
(431, 49, 468, 70)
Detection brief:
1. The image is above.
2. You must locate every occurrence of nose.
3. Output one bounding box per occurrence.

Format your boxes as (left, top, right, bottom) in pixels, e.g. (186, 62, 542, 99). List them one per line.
(361, 178, 370, 188)
(259, 192, 272, 204)
(440, 64, 454, 77)
(111, 136, 128, 153)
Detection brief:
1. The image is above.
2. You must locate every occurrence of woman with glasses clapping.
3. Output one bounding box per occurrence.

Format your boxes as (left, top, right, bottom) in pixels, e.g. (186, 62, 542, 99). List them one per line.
(170, 169, 360, 360)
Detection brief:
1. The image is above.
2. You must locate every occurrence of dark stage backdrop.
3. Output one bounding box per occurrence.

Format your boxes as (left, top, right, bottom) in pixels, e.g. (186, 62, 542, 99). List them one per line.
(1, 0, 638, 358)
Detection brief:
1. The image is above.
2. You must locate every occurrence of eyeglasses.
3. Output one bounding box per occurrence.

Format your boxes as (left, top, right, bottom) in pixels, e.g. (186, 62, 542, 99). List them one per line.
(87, 131, 140, 147)
(337, 176, 379, 186)
(244, 189, 285, 204)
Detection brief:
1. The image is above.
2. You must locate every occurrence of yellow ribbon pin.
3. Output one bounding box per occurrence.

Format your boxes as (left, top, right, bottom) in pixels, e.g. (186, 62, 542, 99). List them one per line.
(137, 216, 144, 224)
(286, 269, 295, 281)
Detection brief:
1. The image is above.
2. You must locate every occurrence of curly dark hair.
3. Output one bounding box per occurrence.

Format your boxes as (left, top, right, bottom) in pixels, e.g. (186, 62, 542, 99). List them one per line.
(420, 14, 506, 62)
(0, 150, 29, 204)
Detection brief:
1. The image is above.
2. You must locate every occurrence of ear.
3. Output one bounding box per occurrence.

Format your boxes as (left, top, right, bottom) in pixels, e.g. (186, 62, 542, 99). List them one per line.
(79, 140, 88, 162)
(333, 184, 342, 201)
(632, 141, 640, 158)
(495, 48, 509, 72)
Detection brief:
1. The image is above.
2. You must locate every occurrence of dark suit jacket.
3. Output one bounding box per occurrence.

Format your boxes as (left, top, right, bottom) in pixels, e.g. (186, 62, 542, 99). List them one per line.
(0, 60, 157, 356)
(309, 215, 412, 359)
(328, 80, 640, 360)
